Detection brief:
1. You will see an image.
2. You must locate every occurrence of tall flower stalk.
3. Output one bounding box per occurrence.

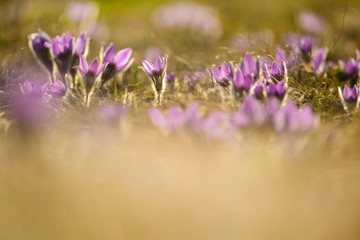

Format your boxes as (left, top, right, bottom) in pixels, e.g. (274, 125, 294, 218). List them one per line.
(141, 56, 168, 103)
(76, 55, 106, 107)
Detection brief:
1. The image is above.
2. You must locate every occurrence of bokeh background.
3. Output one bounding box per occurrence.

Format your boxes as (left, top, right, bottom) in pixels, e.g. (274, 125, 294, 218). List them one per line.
(1, 0, 360, 58)
(1, 1, 360, 240)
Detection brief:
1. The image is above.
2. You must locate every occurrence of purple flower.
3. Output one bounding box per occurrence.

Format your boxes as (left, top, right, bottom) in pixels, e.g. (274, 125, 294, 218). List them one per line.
(101, 43, 133, 85)
(266, 81, 287, 101)
(299, 36, 313, 54)
(74, 33, 87, 56)
(233, 97, 269, 127)
(99, 103, 126, 124)
(149, 102, 201, 133)
(19, 80, 49, 100)
(252, 83, 265, 100)
(76, 55, 106, 105)
(28, 30, 53, 74)
(77, 55, 105, 78)
(233, 69, 252, 92)
(11, 97, 51, 131)
(166, 72, 176, 83)
(208, 62, 234, 87)
(240, 53, 258, 78)
(47, 79, 67, 98)
(339, 58, 359, 78)
(311, 48, 328, 75)
(142, 56, 168, 95)
(298, 11, 326, 34)
(149, 106, 185, 133)
(339, 84, 359, 112)
(70, 32, 89, 79)
(267, 62, 284, 80)
(342, 84, 358, 103)
(201, 111, 235, 139)
(48, 32, 74, 76)
(273, 102, 316, 133)
(184, 71, 207, 88)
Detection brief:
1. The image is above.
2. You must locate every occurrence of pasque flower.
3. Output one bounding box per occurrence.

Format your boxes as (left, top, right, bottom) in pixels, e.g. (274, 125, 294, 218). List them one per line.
(298, 11, 326, 34)
(252, 83, 266, 100)
(47, 32, 88, 81)
(101, 43, 134, 86)
(19, 80, 50, 100)
(266, 81, 287, 101)
(240, 53, 258, 78)
(233, 69, 252, 92)
(28, 30, 53, 74)
(99, 103, 126, 124)
(47, 79, 67, 98)
(338, 84, 359, 112)
(48, 32, 74, 77)
(208, 62, 234, 87)
(273, 102, 316, 133)
(142, 56, 168, 101)
(339, 58, 359, 79)
(70, 32, 88, 79)
(312, 48, 328, 75)
(76, 55, 106, 106)
(299, 36, 313, 55)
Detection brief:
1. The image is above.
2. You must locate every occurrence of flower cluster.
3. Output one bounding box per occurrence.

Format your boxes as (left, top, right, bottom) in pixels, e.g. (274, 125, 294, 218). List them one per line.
(207, 53, 288, 102)
(149, 98, 317, 139)
(28, 30, 134, 107)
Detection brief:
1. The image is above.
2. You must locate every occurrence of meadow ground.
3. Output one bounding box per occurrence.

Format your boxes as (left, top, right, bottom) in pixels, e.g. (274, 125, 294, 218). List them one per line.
(0, 0, 360, 239)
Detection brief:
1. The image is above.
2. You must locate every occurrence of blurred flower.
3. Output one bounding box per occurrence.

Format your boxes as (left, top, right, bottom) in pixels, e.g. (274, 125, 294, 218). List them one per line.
(252, 83, 266, 100)
(144, 47, 164, 62)
(200, 111, 235, 139)
(339, 58, 359, 79)
(266, 81, 287, 101)
(208, 62, 234, 87)
(67, 1, 99, 23)
(273, 102, 316, 133)
(101, 43, 134, 85)
(240, 53, 258, 78)
(28, 30, 53, 74)
(311, 48, 328, 75)
(166, 72, 176, 83)
(47, 79, 67, 99)
(233, 69, 252, 93)
(184, 71, 207, 88)
(74, 32, 88, 56)
(299, 36, 313, 55)
(149, 103, 200, 133)
(233, 97, 270, 127)
(99, 103, 126, 124)
(298, 11, 326, 34)
(11, 97, 51, 130)
(152, 2, 222, 41)
(266, 61, 284, 80)
(70, 32, 89, 80)
(19, 80, 49, 100)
